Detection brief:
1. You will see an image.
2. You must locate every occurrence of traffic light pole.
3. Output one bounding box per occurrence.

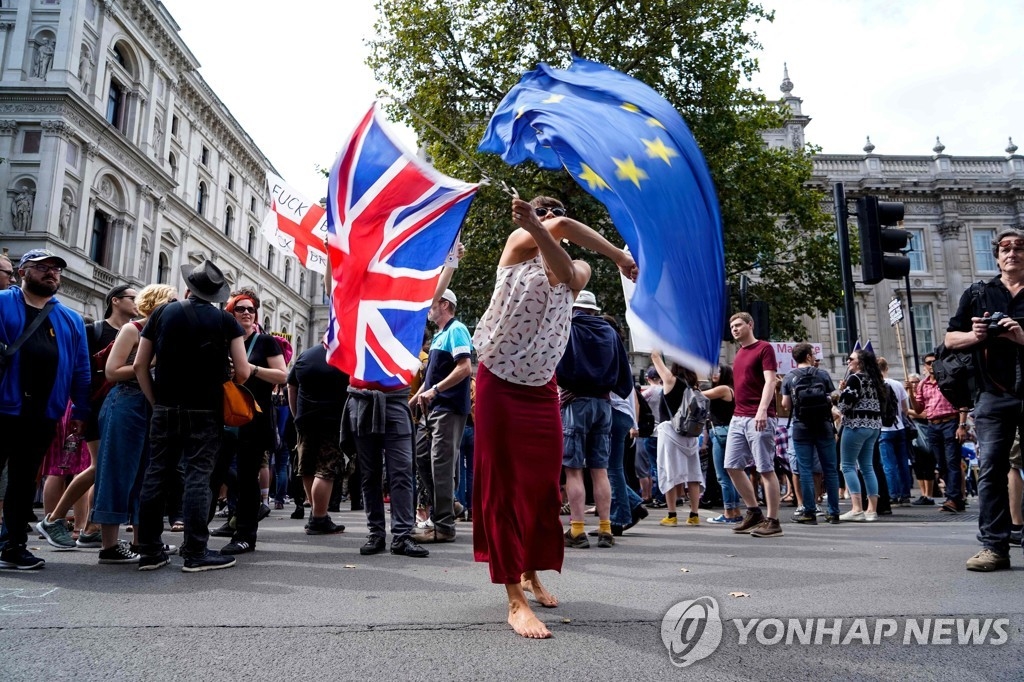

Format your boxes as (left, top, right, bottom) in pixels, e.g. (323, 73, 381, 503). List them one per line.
(833, 183, 858, 355)
(903, 267, 921, 374)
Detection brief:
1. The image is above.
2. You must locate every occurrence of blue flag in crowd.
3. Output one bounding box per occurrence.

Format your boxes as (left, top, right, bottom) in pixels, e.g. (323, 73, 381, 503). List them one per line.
(479, 57, 725, 371)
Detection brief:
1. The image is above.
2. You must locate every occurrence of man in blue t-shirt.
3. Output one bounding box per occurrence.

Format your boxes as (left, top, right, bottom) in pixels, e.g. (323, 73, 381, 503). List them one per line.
(411, 288, 472, 542)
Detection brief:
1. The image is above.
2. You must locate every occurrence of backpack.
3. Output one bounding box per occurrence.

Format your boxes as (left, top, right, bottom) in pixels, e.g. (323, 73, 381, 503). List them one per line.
(881, 383, 899, 428)
(667, 383, 711, 437)
(89, 321, 115, 402)
(791, 367, 832, 424)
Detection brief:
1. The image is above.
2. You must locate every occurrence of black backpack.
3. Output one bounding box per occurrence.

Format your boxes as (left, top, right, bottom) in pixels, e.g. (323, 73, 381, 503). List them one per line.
(791, 367, 831, 424)
(881, 383, 899, 428)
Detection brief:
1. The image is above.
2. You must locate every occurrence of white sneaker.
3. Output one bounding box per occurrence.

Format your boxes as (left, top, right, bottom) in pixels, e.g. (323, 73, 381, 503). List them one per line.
(415, 519, 434, 530)
(863, 512, 878, 522)
(839, 510, 865, 522)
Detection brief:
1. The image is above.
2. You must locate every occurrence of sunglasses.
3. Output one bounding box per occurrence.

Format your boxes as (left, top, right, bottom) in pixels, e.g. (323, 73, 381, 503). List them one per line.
(115, 295, 136, 301)
(924, 360, 934, 366)
(534, 206, 566, 218)
(0, 269, 13, 277)
(234, 305, 257, 314)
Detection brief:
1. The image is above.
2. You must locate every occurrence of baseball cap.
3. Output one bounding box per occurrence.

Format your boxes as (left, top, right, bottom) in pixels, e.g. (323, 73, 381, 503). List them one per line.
(440, 289, 457, 307)
(18, 249, 67, 270)
(574, 290, 600, 311)
(103, 284, 132, 318)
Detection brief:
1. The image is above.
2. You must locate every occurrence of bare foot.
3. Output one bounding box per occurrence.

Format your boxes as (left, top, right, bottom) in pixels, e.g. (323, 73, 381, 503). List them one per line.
(521, 574, 559, 608)
(507, 600, 552, 639)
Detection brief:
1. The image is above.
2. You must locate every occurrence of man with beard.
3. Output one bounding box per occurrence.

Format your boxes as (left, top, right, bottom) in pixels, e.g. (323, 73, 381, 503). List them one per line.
(0, 250, 91, 569)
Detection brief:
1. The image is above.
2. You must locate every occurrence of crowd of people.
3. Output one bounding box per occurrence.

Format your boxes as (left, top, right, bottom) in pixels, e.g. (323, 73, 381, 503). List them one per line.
(1, 219, 1022, 639)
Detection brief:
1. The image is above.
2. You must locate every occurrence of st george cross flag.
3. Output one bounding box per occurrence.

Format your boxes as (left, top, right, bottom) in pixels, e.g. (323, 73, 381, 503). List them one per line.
(324, 104, 479, 388)
(479, 57, 725, 372)
(260, 172, 329, 274)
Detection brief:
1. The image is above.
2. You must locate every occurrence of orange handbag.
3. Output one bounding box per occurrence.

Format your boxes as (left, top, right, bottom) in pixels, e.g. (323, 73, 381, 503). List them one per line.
(223, 381, 261, 427)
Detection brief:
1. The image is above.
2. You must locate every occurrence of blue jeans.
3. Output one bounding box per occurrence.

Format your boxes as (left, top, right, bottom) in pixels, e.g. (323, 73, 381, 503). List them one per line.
(973, 391, 1022, 555)
(710, 425, 739, 510)
(93, 383, 150, 525)
(456, 424, 474, 510)
(139, 406, 223, 558)
(840, 426, 879, 497)
(609, 409, 643, 525)
(793, 430, 840, 516)
(640, 436, 665, 501)
(927, 419, 963, 502)
(878, 430, 912, 499)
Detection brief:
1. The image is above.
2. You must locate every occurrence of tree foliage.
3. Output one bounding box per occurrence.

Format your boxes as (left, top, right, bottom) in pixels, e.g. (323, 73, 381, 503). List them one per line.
(368, 0, 838, 340)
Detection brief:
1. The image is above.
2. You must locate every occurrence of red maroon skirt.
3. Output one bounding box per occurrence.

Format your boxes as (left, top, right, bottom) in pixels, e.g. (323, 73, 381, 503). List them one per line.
(473, 363, 564, 584)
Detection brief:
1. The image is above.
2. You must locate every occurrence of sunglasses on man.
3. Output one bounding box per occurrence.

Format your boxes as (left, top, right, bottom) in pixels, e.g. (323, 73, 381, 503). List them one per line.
(534, 206, 566, 218)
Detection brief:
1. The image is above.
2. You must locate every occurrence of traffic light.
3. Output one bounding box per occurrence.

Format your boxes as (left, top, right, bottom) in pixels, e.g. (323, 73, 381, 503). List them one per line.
(856, 195, 909, 284)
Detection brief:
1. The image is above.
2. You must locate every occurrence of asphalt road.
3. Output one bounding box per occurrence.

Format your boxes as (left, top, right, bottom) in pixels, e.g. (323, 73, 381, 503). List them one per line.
(0, 501, 1020, 681)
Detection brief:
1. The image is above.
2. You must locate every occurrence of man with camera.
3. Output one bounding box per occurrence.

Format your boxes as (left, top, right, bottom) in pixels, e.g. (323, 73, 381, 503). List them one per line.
(945, 228, 1024, 571)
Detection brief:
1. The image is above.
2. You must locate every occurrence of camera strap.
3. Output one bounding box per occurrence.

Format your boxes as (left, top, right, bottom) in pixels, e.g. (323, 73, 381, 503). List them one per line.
(1, 300, 58, 360)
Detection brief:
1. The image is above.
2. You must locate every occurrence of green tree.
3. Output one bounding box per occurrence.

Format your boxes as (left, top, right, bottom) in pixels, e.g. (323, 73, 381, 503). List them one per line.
(368, 0, 838, 340)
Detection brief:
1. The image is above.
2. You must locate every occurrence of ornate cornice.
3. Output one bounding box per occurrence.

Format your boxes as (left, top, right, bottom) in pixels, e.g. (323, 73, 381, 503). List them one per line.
(0, 120, 17, 135)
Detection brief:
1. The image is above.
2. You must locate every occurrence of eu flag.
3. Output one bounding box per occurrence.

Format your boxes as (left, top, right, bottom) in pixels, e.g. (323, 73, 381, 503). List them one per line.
(479, 57, 725, 372)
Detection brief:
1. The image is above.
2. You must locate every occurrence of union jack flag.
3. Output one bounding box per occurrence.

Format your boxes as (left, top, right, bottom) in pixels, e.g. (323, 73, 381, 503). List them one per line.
(324, 104, 479, 388)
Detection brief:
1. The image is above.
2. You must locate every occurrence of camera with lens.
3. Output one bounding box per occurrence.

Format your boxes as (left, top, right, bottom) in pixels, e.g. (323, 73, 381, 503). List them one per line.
(986, 312, 1009, 334)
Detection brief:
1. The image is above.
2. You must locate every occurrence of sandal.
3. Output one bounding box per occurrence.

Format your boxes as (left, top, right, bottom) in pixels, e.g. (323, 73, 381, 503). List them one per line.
(170, 521, 185, 532)
(560, 503, 571, 515)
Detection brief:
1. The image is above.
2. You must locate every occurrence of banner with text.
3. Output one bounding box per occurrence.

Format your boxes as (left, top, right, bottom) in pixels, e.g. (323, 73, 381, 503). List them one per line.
(260, 172, 329, 274)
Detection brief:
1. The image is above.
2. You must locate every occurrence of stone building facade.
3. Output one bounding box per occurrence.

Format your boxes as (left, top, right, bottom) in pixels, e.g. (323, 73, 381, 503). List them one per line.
(0, 0, 319, 353)
(768, 68, 1024, 380)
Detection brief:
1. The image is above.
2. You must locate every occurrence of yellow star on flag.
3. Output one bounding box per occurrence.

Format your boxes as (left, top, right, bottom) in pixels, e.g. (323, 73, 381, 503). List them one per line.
(642, 137, 678, 165)
(621, 102, 641, 113)
(543, 94, 565, 104)
(515, 105, 527, 119)
(577, 163, 610, 191)
(613, 156, 649, 189)
(646, 117, 666, 129)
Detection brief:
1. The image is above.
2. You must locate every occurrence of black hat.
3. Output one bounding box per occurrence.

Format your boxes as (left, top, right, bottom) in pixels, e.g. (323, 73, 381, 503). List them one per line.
(103, 284, 132, 319)
(180, 260, 230, 302)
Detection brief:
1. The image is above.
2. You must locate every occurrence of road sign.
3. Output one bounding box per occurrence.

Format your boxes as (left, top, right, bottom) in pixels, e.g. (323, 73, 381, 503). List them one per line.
(888, 297, 904, 326)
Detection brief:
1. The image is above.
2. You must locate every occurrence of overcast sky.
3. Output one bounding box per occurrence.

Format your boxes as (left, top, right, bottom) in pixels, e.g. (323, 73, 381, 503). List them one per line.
(165, 0, 1022, 202)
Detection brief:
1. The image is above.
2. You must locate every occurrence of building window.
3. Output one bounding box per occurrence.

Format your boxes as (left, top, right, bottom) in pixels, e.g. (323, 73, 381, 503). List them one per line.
(112, 44, 128, 68)
(197, 181, 208, 216)
(973, 228, 998, 273)
(912, 303, 936, 358)
(90, 210, 110, 267)
(250, 196, 257, 213)
(22, 131, 41, 154)
(266, 245, 274, 270)
(201, 145, 210, 166)
(66, 141, 80, 168)
(157, 252, 169, 284)
(299, 271, 306, 295)
(247, 226, 256, 255)
(227, 173, 235, 192)
(224, 205, 234, 236)
(834, 307, 849, 356)
(106, 80, 125, 129)
(906, 228, 926, 272)
(168, 152, 178, 179)
(171, 115, 179, 138)
(284, 258, 292, 284)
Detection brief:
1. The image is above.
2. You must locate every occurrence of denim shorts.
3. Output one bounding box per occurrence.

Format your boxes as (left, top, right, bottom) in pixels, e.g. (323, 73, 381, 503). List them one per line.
(561, 397, 612, 469)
